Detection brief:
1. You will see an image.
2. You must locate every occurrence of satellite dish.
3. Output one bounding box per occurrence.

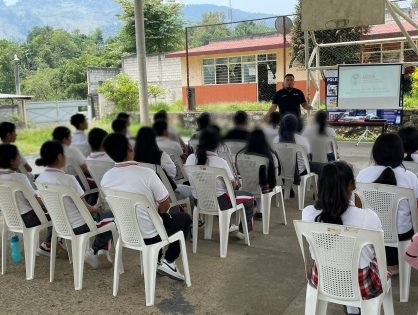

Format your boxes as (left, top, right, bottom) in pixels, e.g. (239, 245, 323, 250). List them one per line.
(275, 17, 293, 35)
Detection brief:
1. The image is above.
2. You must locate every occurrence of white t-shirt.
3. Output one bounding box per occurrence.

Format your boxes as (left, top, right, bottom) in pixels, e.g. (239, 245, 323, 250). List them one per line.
(185, 151, 234, 197)
(411, 153, 418, 163)
(86, 152, 113, 163)
(36, 168, 86, 228)
(72, 130, 88, 145)
(0, 169, 37, 215)
(263, 125, 279, 148)
(64, 144, 86, 166)
(273, 134, 311, 174)
(161, 151, 176, 179)
(101, 161, 169, 239)
(302, 124, 337, 154)
(302, 202, 382, 268)
(156, 136, 183, 157)
(356, 165, 418, 234)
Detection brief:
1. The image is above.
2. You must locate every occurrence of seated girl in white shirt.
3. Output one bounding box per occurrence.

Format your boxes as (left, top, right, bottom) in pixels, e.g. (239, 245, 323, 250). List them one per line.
(356, 133, 418, 272)
(303, 161, 386, 315)
(35, 141, 113, 269)
(185, 128, 255, 237)
(0, 143, 51, 256)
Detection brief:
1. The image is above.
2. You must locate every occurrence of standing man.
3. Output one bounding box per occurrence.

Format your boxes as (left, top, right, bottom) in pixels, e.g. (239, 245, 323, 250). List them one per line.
(264, 73, 312, 131)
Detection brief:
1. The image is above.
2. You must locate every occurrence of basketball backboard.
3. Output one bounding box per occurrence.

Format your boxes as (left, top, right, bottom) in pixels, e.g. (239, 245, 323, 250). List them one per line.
(301, 0, 385, 31)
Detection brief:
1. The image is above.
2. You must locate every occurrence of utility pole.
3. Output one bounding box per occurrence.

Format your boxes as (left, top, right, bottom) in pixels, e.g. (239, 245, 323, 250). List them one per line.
(13, 54, 21, 95)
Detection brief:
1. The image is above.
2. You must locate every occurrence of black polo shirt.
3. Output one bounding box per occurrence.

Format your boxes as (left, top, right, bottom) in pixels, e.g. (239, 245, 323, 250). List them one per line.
(272, 88, 307, 118)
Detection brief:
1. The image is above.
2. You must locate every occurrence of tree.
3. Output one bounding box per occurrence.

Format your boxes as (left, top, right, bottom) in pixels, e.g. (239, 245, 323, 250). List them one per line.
(188, 12, 231, 48)
(22, 67, 64, 100)
(291, 0, 369, 67)
(234, 21, 275, 37)
(0, 39, 22, 94)
(148, 84, 166, 103)
(116, 0, 184, 54)
(413, 0, 418, 7)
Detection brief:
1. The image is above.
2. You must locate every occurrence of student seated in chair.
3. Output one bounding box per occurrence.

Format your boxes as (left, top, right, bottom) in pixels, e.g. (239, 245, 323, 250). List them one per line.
(35, 141, 113, 269)
(70, 113, 89, 146)
(223, 110, 250, 142)
(101, 133, 192, 281)
(86, 128, 113, 162)
(303, 161, 386, 315)
(154, 120, 186, 161)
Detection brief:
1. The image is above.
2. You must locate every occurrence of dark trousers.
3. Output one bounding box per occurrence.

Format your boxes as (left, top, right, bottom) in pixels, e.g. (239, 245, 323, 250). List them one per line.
(217, 191, 254, 232)
(386, 229, 414, 266)
(143, 212, 192, 263)
(21, 210, 52, 242)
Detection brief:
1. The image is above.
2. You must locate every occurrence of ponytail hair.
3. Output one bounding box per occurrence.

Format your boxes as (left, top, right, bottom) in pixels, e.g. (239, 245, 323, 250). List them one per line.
(315, 110, 327, 136)
(373, 167, 397, 186)
(315, 161, 354, 225)
(35, 141, 64, 167)
(196, 128, 220, 165)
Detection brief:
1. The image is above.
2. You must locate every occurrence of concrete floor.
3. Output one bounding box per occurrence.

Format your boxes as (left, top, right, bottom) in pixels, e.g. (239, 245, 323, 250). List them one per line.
(1, 142, 418, 314)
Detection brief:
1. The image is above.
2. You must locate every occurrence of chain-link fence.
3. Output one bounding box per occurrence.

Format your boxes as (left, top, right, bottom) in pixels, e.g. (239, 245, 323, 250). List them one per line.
(184, 15, 297, 110)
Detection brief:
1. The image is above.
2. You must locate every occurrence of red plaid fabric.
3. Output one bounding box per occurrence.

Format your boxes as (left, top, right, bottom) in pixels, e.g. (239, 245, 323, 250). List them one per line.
(310, 259, 392, 300)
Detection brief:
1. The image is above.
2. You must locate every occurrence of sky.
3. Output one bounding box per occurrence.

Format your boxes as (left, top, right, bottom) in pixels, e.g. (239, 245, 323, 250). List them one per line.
(179, 0, 298, 15)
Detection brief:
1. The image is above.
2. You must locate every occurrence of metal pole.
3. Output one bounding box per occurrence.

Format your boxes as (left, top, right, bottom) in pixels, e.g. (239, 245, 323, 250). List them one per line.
(304, 31, 310, 104)
(134, 0, 150, 125)
(185, 27, 193, 110)
(13, 54, 20, 95)
(282, 16, 287, 79)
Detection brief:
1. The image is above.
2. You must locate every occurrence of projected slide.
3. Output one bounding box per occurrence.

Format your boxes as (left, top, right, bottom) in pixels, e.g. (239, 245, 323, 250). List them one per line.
(337, 64, 402, 109)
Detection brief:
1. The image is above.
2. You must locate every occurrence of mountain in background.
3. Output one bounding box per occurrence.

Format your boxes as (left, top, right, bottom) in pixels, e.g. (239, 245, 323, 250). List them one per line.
(0, 0, 276, 42)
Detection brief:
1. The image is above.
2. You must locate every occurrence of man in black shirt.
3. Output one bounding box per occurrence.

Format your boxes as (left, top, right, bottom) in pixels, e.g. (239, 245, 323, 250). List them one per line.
(264, 73, 312, 131)
(223, 110, 249, 141)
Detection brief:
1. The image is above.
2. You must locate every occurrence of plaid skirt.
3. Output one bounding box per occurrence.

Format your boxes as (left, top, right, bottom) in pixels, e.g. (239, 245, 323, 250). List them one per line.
(310, 259, 392, 300)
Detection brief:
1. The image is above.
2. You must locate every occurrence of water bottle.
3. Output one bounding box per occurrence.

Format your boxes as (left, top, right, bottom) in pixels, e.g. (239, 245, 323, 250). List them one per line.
(10, 235, 22, 264)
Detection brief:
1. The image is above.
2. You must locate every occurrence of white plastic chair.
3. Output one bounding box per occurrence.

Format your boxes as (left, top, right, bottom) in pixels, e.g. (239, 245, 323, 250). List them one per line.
(274, 143, 318, 211)
(185, 165, 250, 258)
(189, 138, 199, 153)
(308, 136, 338, 163)
(17, 165, 36, 188)
(65, 158, 98, 197)
(235, 153, 286, 234)
(355, 183, 418, 302)
(169, 154, 189, 184)
(0, 179, 52, 280)
(86, 159, 114, 210)
(141, 163, 191, 214)
(293, 220, 394, 315)
(217, 143, 240, 186)
(35, 182, 118, 290)
(102, 188, 191, 306)
(71, 143, 91, 158)
(224, 140, 246, 161)
(403, 161, 418, 177)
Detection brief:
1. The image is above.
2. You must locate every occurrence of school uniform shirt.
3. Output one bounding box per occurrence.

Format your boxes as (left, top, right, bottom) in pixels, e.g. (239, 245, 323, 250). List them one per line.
(272, 88, 307, 119)
(263, 125, 279, 148)
(86, 152, 114, 163)
(302, 124, 337, 154)
(101, 161, 169, 239)
(156, 136, 183, 157)
(185, 151, 235, 197)
(0, 169, 36, 215)
(36, 168, 86, 229)
(356, 165, 418, 234)
(273, 134, 311, 174)
(161, 151, 176, 179)
(72, 130, 88, 145)
(223, 127, 250, 142)
(302, 202, 382, 269)
(63, 144, 85, 166)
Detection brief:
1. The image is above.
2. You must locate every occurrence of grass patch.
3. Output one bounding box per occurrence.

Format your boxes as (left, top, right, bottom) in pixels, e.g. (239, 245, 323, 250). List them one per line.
(196, 102, 271, 112)
(149, 99, 184, 113)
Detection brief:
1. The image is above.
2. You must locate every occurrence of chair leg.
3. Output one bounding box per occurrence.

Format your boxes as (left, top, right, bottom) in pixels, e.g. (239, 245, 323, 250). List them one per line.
(72, 236, 88, 290)
(1, 226, 8, 275)
(261, 193, 271, 235)
(360, 300, 380, 315)
(219, 212, 231, 258)
(113, 240, 122, 296)
(204, 215, 214, 240)
(139, 251, 143, 275)
(305, 283, 321, 315)
(50, 230, 57, 283)
(382, 286, 395, 315)
(22, 229, 38, 280)
(398, 242, 411, 302)
(240, 207, 250, 247)
(143, 248, 159, 306)
(192, 208, 199, 254)
(298, 178, 307, 211)
(278, 190, 287, 225)
(179, 234, 191, 287)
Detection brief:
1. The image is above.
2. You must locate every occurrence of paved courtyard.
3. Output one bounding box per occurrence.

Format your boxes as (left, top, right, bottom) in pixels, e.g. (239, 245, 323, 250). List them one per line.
(1, 142, 417, 314)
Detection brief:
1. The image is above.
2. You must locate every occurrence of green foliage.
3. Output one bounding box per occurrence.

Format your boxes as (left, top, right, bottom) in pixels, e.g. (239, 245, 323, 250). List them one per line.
(411, 67, 418, 98)
(148, 84, 166, 102)
(99, 73, 139, 112)
(149, 100, 184, 113)
(234, 21, 275, 37)
(116, 0, 184, 54)
(188, 12, 231, 48)
(413, 0, 418, 7)
(0, 39, 22, 94)
(197, 102, 271, 112)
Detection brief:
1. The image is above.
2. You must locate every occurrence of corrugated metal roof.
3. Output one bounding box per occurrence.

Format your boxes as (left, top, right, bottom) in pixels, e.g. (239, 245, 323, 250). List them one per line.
(0, 93, 32, 100)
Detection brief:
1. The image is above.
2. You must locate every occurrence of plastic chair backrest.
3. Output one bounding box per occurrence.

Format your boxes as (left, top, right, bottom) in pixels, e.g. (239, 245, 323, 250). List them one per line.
(185, 165, 236, 213)
(403, 161, 418, 177)
(140, 163, 178, 203)
(35, 182, 97, 237)
(309, 136, 337, 163)
(294, 220, 388, 302)
(274, 142, 311, 180)
(102, 188, 169, 248)
(355, 182, 418, 244)
(0, 179, 47, 230)
(169, 154, 188, 182)
(17, 165, 35, 187)
(71, 143, 91, 158)
(65, 158, 91, 192)
(189, 138, 198, 153)
(217, 143, 239, 181)
(235, 153, 268, 196)
(224, 140, 246, 157)
(86, 160, 114, 189)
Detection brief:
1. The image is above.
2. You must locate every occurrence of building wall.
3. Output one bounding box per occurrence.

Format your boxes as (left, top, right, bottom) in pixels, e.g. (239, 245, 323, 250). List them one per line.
(87, 67, 121, 95)
(122, 54, 182, 103)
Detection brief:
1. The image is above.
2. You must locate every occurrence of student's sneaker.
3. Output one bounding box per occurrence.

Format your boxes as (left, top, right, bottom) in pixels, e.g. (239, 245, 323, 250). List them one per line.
(254, 212, 263, 221)
(37, 242, 51, 257)
(198, 219, 205, 229)
(345, 306, 361, 315)
(157, 259, 185, 281)
(235, 231, 245, 240)
(84, 248, 100, 269)
(229, 224, 239, 233)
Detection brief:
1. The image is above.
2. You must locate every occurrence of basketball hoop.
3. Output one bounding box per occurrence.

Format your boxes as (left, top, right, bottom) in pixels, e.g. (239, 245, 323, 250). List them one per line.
(325, 19, 350, 29)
